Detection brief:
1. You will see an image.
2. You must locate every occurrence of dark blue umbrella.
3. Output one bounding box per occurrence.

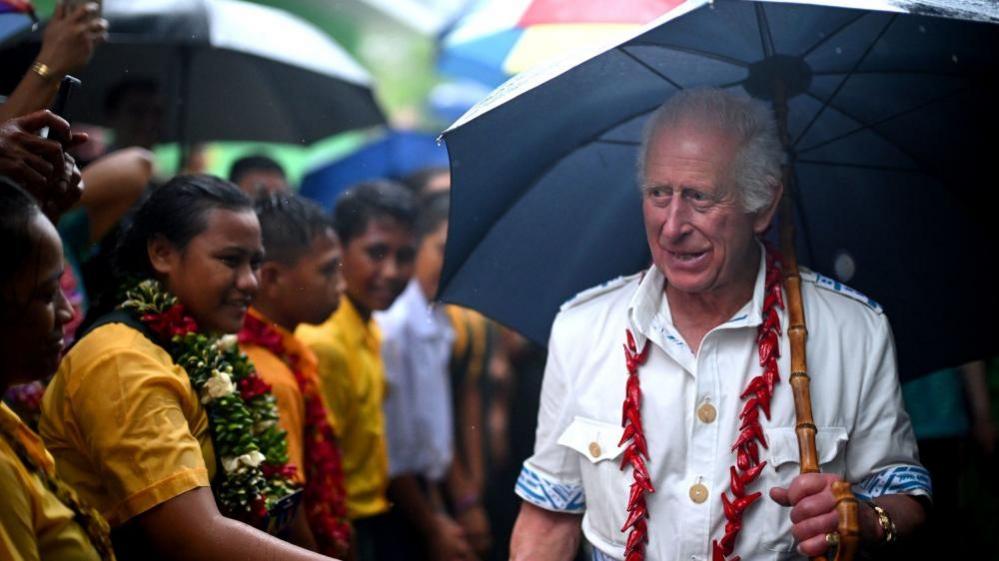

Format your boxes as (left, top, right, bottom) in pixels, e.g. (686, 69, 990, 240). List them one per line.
(300, 129, 449, 209)
(0, 10, 32, 48)
(439, 0, 999, 380)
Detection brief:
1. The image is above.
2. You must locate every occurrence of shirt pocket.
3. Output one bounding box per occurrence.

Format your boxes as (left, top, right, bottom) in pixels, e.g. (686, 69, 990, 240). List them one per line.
(557, 416, 629, 547)
(759, 426, 850, 554)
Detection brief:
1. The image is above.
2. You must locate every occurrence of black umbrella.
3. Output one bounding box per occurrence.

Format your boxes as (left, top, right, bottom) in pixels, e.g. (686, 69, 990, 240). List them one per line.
(439, 0, 999, 380)
(1, 0, 384, 145)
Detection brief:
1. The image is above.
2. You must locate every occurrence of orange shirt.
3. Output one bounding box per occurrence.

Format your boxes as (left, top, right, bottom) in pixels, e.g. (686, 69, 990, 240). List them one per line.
(239, 308, 331, 485)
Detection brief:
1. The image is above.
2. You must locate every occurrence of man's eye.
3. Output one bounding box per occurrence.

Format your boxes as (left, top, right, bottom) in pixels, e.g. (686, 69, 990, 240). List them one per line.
(219, 256, 240, 267)
(647, 185, 674, 201)
(367, 248, 387, 261)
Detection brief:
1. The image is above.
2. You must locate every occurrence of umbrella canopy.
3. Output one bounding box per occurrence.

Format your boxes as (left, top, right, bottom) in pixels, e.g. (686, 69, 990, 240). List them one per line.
(301, 129, 448, 209)
(0, 12, 30, 48)
(0, 0, 34, 47)
(0, 0, 384, 144)
(438, 0, 684, 88)
(439, 0, 999, 380)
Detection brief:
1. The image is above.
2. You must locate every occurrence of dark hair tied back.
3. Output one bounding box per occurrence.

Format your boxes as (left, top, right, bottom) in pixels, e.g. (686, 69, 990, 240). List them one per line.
(114, 174, 252, 280)
(0, 178, 41, 298)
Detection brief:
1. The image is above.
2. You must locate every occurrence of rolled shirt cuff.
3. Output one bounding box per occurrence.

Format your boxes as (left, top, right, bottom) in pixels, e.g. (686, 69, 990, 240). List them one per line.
(514, 462, 586, 514)
(854, 464, 932, 501)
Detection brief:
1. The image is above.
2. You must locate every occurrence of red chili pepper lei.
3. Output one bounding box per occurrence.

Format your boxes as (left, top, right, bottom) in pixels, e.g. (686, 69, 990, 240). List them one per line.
(622, 248, 784, 561)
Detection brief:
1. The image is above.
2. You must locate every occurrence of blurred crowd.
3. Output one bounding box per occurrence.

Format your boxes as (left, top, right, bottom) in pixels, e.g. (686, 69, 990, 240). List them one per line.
(1, 3, 997, 561)
(0, 4, 546, 561)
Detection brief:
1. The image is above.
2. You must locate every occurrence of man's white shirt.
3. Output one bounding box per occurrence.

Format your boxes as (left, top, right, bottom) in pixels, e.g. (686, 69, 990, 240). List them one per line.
(517, 249, 930, 561)
(378, 279, 455, 482)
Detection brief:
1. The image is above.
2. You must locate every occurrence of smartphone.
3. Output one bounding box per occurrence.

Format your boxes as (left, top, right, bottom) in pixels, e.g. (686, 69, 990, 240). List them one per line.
(40, 75, 81, 141)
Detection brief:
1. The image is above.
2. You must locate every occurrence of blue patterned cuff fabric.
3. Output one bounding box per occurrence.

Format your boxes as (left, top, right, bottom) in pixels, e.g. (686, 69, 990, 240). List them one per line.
(855, 465, 932, 500)
(515, 464, 586, 513)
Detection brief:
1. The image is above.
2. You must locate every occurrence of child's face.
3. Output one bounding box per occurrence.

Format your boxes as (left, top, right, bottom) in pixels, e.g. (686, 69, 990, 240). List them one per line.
(341, 218, 416, 316)
(273, 228, 345, 327)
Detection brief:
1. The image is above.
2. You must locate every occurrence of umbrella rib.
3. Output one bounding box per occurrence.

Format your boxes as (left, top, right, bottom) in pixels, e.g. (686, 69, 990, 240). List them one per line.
(799, 12, 868, 59)
(755, 4, 776, 57)
(796, 87, 966, 171)
(795, 159, 923, 173)
(792, 15, 897, 148)
(617, 46, 685, 90)
(597, 139, 641, 147)
(812, 70, 964, 78)
(623, 43, 750, 68)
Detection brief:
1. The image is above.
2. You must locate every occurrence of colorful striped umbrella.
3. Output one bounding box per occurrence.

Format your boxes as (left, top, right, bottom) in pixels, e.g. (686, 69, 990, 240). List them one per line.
(0, 0, 33, 16)
(0, 0, 35, 46)
(438, 0, 685, 88)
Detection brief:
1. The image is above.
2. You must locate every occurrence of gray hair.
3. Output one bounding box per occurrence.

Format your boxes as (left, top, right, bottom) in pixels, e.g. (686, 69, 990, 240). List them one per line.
(637, 88, 785, 212)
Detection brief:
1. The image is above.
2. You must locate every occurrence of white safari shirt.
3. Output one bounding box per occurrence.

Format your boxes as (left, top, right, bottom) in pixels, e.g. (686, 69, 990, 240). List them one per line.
(517, 251, 930, 561)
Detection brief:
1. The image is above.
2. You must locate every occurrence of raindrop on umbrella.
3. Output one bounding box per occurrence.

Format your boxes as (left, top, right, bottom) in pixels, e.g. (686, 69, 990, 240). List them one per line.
(833, 251, 856, 283)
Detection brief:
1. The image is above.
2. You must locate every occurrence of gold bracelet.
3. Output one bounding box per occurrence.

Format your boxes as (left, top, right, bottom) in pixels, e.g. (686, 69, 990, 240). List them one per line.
(30, 61, 55, 81)
(866, 501, 897, 546)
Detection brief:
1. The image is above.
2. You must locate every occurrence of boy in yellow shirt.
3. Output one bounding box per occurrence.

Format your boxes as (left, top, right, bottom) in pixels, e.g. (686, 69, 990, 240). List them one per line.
(296, 181, 419, 561)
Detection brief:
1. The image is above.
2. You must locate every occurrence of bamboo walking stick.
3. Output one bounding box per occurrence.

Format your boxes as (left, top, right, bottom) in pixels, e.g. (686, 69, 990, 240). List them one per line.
(772, 86, 859, 561)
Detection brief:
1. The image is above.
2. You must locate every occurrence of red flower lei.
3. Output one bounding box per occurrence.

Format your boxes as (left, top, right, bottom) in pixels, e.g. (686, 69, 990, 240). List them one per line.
(620, 249, 783, 561)
(238, 312, 352, 557)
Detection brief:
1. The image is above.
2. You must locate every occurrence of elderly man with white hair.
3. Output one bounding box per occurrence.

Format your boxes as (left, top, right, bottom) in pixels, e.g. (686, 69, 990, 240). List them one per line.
(509, 88, 929, 561)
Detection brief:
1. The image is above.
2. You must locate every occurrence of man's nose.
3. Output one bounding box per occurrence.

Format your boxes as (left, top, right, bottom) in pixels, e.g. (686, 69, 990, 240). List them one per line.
(660, 200, 693, 240)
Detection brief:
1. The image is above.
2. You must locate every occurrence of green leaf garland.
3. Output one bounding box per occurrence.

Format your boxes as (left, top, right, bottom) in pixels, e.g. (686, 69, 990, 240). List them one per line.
(120, 279, 298, 524)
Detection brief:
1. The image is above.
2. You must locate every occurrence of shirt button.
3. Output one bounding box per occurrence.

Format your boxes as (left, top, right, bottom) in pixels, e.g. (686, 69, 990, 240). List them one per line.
(697, 403, 717, 424)
(588, 442, 601, 457)
(689, 482, 709, 504)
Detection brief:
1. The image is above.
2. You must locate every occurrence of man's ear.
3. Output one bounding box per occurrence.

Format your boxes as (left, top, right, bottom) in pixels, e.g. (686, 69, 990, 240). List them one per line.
(753, 180, 784, 235)
(147, 235, 178, 276)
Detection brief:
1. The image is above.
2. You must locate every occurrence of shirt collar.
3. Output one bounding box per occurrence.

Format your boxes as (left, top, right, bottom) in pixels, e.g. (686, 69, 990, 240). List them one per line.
(329, 296, 380, 351)
(398, 280, 452, 339)
(0, 403, 55, 471)
(247, 306, 317, 367)
(627, 240, 768, 350)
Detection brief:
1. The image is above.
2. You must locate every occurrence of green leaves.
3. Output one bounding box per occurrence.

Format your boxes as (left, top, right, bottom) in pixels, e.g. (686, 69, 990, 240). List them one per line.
(119, 278, 300, 527)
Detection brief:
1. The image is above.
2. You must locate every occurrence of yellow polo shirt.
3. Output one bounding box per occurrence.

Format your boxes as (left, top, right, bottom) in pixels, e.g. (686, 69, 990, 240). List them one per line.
(296, 297, 389, 520)
(240, 307, 331, 485)
(40, 323, 215, 527)
(0, 404, 100, 561)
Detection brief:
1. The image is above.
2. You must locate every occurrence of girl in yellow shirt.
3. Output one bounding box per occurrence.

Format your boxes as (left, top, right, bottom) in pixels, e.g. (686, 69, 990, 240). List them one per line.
(40, 175, 336, 561)
(0, 180, 113, 561)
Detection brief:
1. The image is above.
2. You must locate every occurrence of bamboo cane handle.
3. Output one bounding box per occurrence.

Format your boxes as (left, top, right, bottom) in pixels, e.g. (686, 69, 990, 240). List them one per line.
(773, 80, 859, 561)
(780, 202, 859, 561)
(832, 481, 860, 561)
